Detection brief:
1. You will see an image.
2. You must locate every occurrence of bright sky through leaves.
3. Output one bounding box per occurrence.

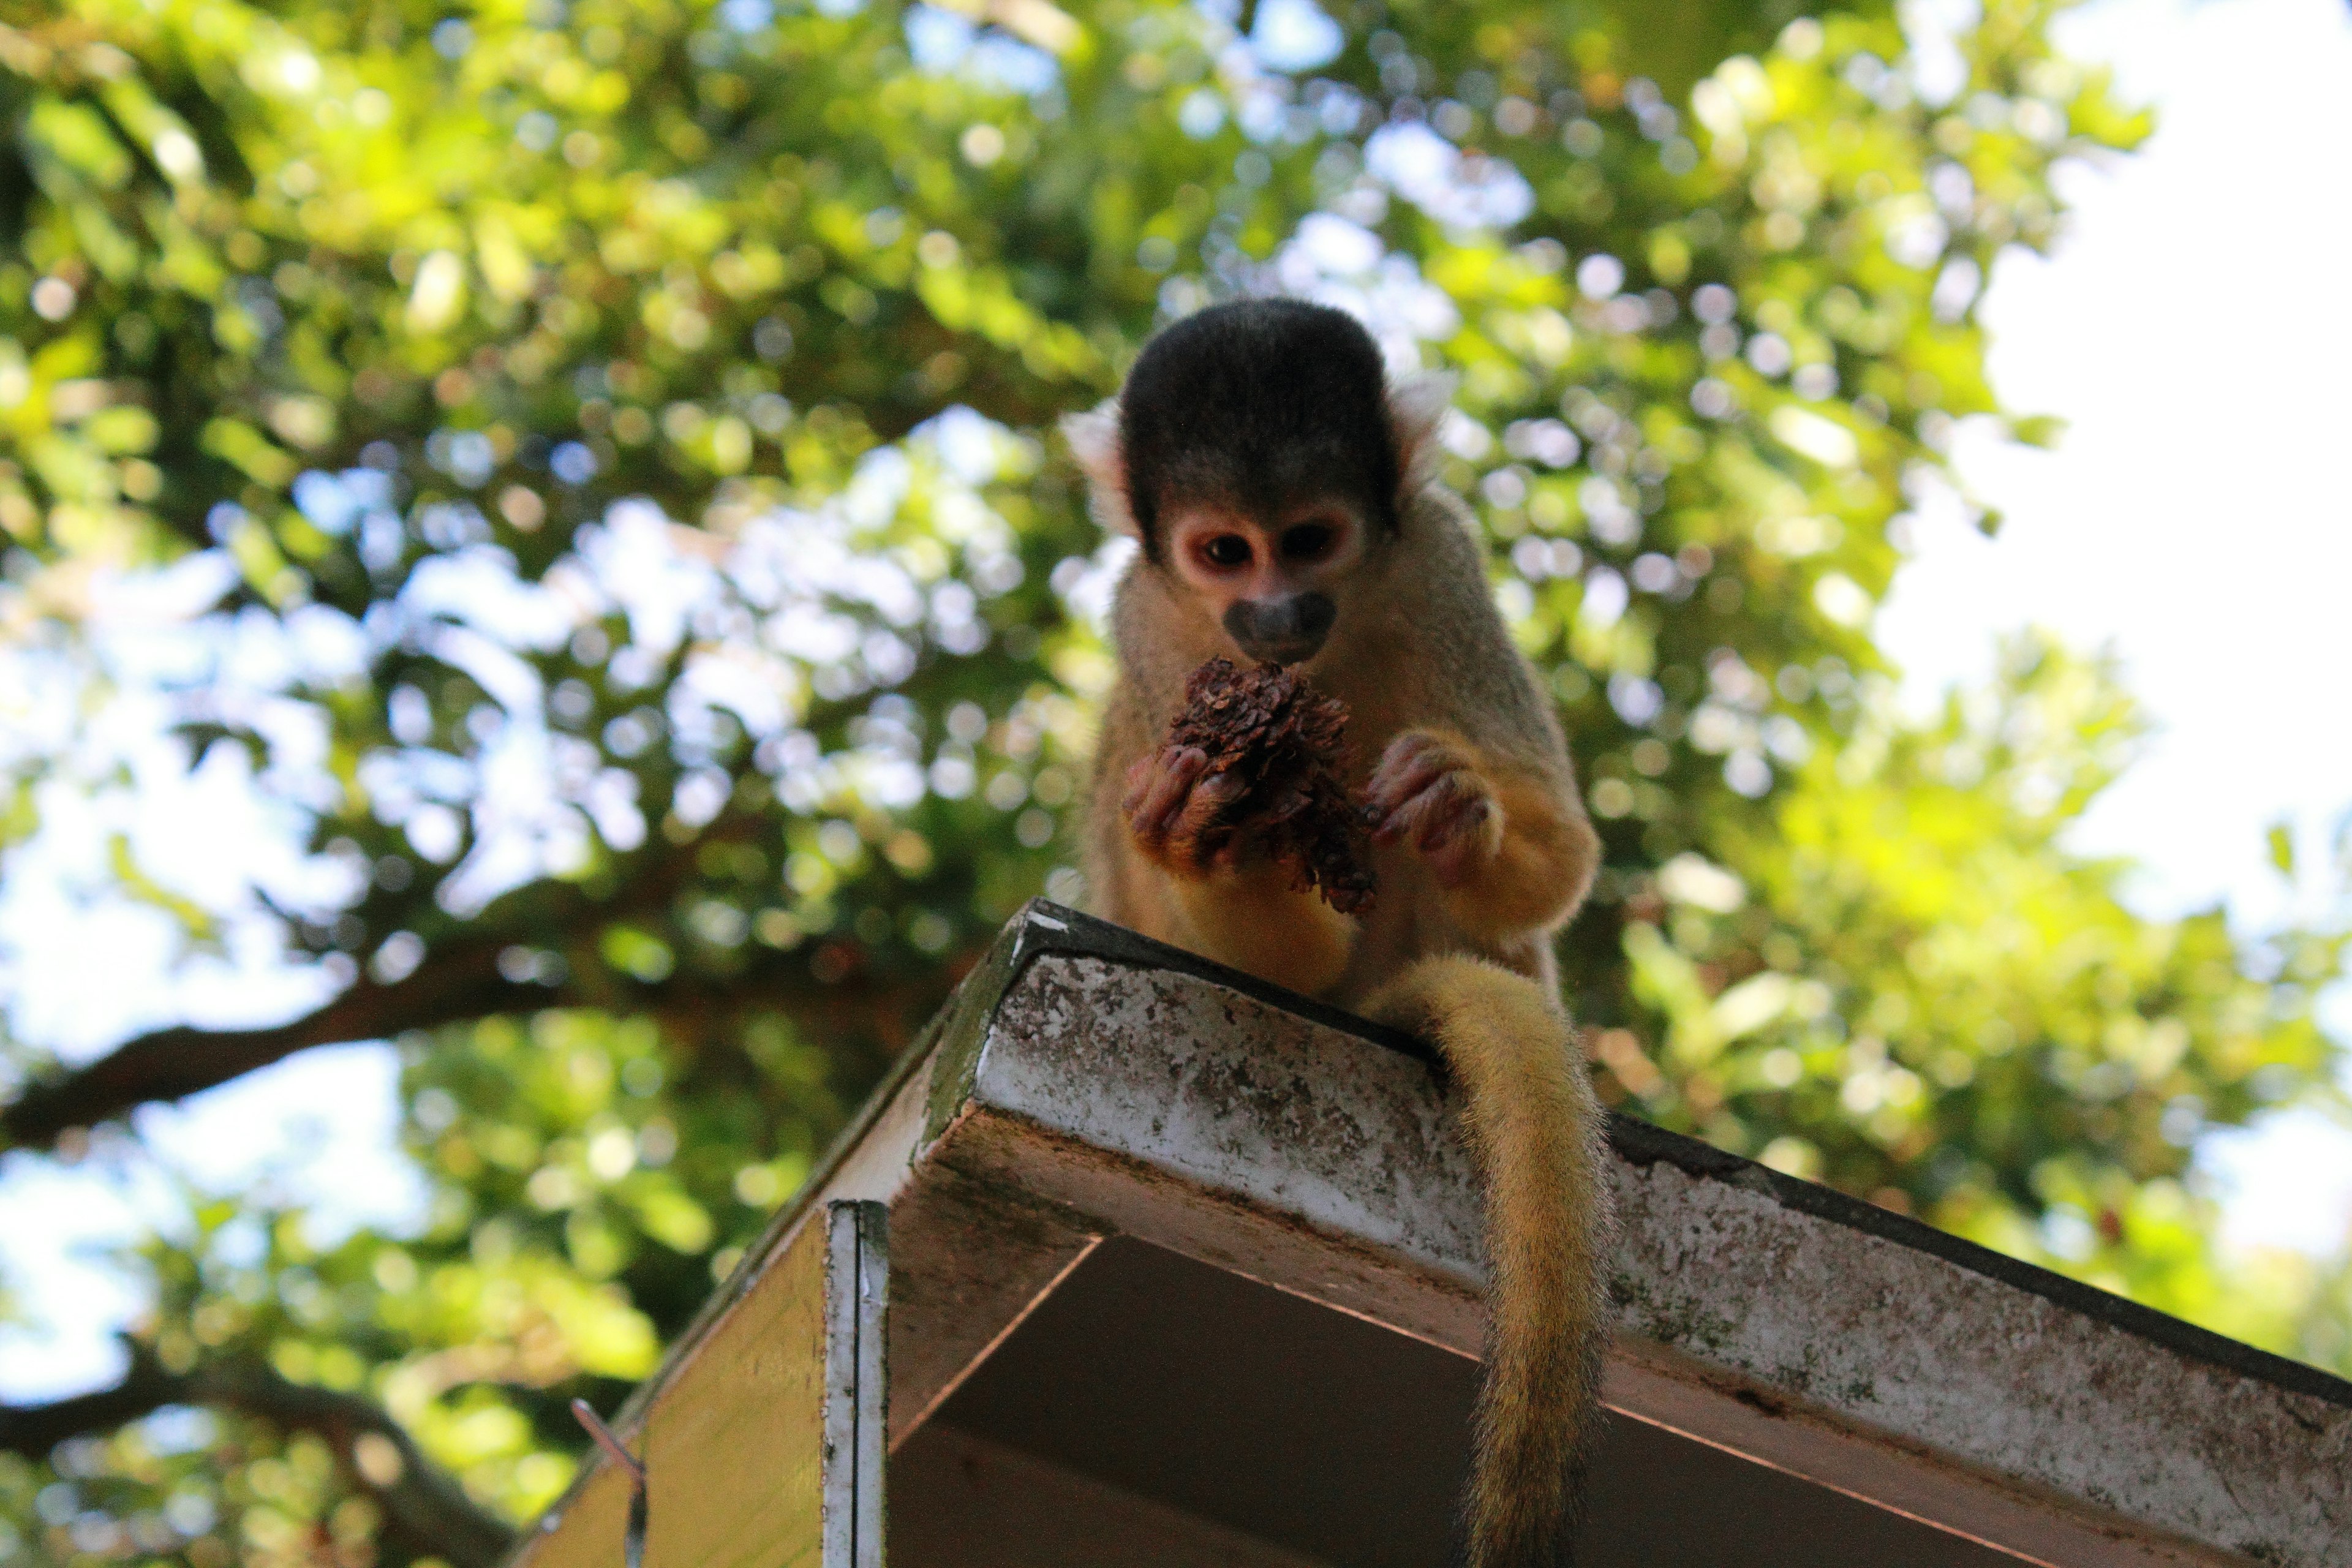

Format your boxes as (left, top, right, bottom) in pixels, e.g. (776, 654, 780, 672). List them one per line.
(1879, 0, 2352, 1258)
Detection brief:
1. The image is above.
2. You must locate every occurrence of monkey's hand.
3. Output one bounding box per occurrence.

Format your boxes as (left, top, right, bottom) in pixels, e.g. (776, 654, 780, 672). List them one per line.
(1123, 744, 1250, 880)
(1121, 742, 1355, 995)
(1366, 728, 1597, 943)
(1365, 729, 1504, 887)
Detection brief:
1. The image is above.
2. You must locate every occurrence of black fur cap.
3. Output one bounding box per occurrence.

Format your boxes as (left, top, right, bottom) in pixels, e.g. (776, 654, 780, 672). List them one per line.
(1118, 299, 1400, 556)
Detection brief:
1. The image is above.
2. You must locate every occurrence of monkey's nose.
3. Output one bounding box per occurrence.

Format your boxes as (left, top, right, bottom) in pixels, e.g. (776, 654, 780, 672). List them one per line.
(1223, 592, 1335, 665)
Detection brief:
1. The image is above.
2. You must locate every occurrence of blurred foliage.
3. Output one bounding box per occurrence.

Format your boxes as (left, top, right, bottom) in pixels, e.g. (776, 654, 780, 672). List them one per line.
(0, 0, 2345, 1558)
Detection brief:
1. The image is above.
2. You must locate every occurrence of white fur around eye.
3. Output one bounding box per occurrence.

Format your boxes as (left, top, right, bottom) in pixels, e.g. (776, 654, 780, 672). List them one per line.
(1060, 399, 1139, 539)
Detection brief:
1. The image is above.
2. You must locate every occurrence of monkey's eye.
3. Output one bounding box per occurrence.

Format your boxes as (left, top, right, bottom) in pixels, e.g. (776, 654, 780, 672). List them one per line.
(1200, 535, 1253, 570)
(1280, 522, 1338, 561)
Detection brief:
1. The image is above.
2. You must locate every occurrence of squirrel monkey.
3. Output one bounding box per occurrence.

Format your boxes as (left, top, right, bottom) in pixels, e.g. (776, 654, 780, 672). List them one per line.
(1066, 299, 1615, 1567)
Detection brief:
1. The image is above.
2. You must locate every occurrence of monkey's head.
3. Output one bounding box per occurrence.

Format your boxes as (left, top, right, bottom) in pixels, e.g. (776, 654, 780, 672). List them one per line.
(1064, 299, 1449, 668)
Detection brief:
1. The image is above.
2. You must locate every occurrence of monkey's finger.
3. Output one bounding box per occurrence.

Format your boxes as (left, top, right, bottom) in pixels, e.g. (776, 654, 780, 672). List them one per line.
(1120, 755, 1156, 816)
(1365, 751, 1447, 818)
(1417, 788, 1494, 856)
(1163, 772, 1246, 876)
(1415, 772, 1492, 840)
(1371, 770, 1464, 845)
(1382, 771, 1496, 860)
(1174, 768, 1246, 835)
(1366, 737, 1471, 818)
(1122, 747, 1196, 815)
(1371, 728, 1430, 766)
(1129, 747, 1208, 834)
(1370, 728, 1444, 779)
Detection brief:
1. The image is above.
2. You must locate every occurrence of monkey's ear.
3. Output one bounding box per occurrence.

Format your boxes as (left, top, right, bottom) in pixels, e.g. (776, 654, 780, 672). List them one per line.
(1060, 399, 1139, 540)
(1387, 370, 1458, 497)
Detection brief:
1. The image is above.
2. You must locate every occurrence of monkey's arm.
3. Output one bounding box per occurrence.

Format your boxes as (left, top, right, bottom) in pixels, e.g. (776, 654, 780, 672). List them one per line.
(1085, 709, 1356, 997)
(1366, 728, 1599, 944)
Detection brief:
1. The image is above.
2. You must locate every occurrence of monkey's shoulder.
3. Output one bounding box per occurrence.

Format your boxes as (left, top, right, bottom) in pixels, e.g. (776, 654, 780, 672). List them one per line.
(1374, 489, 1569, 766)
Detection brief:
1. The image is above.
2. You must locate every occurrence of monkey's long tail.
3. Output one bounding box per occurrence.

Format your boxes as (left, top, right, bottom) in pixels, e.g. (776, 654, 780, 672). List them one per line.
(1368, 956, 1616, 1568)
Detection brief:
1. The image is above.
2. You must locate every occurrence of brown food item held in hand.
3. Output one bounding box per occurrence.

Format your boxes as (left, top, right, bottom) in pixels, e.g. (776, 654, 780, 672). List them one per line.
(1164, 657, 1378, 914)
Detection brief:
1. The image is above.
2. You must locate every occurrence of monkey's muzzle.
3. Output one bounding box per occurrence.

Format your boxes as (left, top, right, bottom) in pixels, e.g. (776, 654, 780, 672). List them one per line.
(1223, 592, 1336, 666)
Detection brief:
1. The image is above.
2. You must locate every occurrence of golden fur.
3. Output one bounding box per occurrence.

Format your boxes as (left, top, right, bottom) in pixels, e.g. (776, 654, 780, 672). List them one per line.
(1366, 958, 1615, 1567)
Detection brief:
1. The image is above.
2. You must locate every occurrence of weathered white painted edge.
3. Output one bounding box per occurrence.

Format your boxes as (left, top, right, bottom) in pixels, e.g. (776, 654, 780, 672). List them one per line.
(951, 946, 2345, 1568)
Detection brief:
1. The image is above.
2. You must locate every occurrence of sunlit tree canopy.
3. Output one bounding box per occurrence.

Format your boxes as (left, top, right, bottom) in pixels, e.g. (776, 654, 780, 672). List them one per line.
(0, 0, 2343, 1558)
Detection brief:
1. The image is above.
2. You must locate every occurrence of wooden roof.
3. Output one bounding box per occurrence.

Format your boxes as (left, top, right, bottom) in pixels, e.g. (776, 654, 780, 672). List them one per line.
(518, 900, 2351, 1568)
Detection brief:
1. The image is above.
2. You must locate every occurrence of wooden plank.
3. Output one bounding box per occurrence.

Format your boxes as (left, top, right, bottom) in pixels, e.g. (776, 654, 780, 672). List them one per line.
(516, 1446, 636, 1568)
(519, 1208, 831, 1568)
(1597, 1349, 2233, 1568)
(647, 1209, 830, 1568)
(883, 1164, 1101, 1446)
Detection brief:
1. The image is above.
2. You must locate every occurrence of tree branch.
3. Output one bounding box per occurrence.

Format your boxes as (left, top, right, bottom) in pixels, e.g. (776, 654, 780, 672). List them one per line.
(0, 1373, 172, 1456)
(4, 842, 688, 1149)
(0, 934, 938, 1152)
(0, 807, 960, 1149)
(0, 936, 526, 1151)
(0, 1350, 516, 1568)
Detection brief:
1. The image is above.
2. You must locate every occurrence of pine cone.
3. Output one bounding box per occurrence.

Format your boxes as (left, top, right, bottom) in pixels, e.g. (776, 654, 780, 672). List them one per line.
(1164, 658, 1377, 914)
